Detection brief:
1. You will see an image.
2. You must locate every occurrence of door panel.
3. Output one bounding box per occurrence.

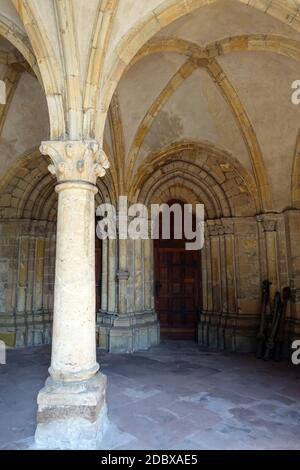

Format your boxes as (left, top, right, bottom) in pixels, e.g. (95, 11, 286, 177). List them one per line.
(155, 247, 201, 340)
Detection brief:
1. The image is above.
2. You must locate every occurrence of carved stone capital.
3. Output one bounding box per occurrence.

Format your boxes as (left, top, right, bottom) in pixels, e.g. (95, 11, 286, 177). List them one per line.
(207, 223, 221, 237)
(262, 219, 277, 233)
(223, 222, 234, 235)
(207, 221, 232, 237)
(33, 221, 48, 238)
(40, 140, 110, 185)
(20, 220, 33, 237)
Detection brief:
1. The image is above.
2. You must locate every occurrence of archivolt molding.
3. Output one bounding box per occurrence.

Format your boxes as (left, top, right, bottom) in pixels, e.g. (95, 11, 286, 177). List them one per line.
(0, 147, 40, 193)
(0, 147, 116, 221)
(99, 0, 300, 137)
(149, 183, 220, 220)
(131, 141, 259, 218)
(139, 171, 227, 219)
(0, 13, 41, 81)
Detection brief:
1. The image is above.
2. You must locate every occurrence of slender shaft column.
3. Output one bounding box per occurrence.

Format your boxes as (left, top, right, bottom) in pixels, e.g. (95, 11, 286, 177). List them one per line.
(263, 218, 279, 299)
(205, 226, 213, 313)
(35, 140, 110, 449)
(201, 238, 208, 313)
(224, 224, 237, 314)
(219, 227, 228, 314)
(16, 236, 29, 313)
(33, 237, 45, 312)
(108, 238, 117, 313)
(101, 239, 108, 312)
(207, 222, 222, 348)
(144, 237, 153, 311)
(134, 239, 143, 312)
(208, 223, 222, 313)
(118, 237, 129, 314)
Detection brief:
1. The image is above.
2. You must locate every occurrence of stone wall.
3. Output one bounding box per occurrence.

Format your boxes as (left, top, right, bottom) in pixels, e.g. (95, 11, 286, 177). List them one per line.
(1, 210, 299, 354)
(199, 211, 300, 354)
(0, 220, 55, 347)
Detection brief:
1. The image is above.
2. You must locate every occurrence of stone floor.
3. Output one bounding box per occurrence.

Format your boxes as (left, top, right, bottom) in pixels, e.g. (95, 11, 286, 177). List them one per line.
(0, 341, 300, 450)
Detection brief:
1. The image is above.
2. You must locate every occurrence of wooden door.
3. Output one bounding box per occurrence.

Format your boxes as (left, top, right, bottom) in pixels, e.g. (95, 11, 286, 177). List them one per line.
(155, 246, 201, 340)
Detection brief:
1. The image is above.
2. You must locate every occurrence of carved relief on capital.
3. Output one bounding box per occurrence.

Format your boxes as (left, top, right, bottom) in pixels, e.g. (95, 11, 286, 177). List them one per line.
(33, 221, 48, 238)
(207, 220, 235, 237)
(207, 222, 224, 237)
(40, 140, 110, 185)
(262, 219, 277, 233)
(256, 215, 277, 233)
(20, 220, 34, 237)
(222, 220, 234, 235)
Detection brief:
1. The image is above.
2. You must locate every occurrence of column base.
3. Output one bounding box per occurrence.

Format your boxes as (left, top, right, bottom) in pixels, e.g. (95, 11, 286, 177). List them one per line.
(35, 372, 107, 450)
(198, 312, 298, 356)
(198, 312, 259, 353)
(0, 311, 52, 348)
(97, 310, 160, 353)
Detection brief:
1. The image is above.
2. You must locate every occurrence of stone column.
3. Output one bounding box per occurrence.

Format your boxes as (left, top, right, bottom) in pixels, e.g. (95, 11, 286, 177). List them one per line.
(198, 226, 208, 347)
(108, 238, 117, 313)
(134, 238, 143, 312)
(223, 221, 237, 350)
(223, 222, 236, 314)
(101, 239, 108, 312)
(207, 222, 222, 348)
(218, 224, 227, 350)
(118, 237, 129, 315)
(33, 237, 45, 312)
(263, 218, 279, 299)
(35, 140, 110, 450)
(199, 225, 213, 347)
(144, 237, 153, 311)
(16, 235, 30, 313)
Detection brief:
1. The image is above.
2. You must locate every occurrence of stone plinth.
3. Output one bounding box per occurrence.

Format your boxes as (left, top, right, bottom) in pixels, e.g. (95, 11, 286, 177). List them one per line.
(97, 310, 160, 353)
(35, 373, 107, 450)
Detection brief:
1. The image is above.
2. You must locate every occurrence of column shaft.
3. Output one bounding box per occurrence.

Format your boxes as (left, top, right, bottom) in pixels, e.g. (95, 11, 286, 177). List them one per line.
(50, 183, 99, 382)
(101, 239, 108, 311)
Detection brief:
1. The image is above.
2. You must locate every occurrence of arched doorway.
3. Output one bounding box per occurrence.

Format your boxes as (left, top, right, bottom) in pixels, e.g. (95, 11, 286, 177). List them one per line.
(154, 200, 202, 340)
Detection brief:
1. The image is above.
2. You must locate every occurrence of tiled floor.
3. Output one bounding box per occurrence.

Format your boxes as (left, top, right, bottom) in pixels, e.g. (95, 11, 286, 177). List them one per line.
(0, 341, 300, 450)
